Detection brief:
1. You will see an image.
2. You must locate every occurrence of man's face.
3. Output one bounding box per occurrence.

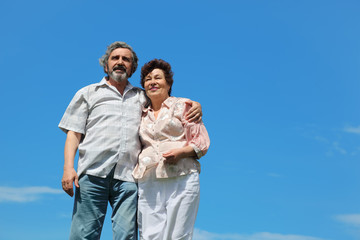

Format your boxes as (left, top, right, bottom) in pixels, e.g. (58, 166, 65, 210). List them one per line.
(106, 48, 133, 82)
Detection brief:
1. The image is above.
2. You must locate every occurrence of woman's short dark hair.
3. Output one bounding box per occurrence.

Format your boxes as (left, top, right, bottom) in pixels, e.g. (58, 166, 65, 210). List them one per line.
(140, 59, 174, 96)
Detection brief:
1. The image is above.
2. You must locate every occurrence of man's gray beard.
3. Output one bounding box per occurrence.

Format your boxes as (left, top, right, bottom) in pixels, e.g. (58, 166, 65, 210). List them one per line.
(109, 71, 128, 83)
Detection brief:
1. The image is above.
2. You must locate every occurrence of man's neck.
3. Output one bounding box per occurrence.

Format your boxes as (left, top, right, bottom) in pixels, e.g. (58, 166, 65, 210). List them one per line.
(107, 77, 128, 95)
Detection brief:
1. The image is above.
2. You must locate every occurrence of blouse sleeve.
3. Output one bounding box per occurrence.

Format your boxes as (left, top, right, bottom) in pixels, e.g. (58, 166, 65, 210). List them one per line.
(181, 101, 210, 159)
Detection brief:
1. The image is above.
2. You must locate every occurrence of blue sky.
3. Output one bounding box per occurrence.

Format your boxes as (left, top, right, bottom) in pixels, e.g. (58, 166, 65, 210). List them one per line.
(1, 0, 360, 239)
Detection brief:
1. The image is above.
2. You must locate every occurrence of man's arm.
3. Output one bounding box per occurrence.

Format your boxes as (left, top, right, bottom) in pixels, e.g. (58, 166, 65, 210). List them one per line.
(61, 130, 82, 197)
(185, 101, 202, 123)
(164, 100, 210, 164)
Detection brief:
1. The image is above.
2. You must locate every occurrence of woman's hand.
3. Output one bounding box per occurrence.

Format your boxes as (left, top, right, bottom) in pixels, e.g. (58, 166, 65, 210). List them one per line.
(163, 146, 196, 164)
(163, 149, 184, 164)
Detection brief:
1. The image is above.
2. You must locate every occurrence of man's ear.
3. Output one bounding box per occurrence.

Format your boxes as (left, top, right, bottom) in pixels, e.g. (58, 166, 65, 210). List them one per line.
(105, 65, 108, 74)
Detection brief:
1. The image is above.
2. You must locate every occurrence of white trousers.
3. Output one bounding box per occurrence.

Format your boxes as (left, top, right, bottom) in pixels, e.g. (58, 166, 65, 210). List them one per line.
(137, 171, 200, 240)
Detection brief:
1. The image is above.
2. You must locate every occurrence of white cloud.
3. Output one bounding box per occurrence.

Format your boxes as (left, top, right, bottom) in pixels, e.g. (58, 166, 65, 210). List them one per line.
(351, 146, 360, 156)
(193, 229, 326, 240)
(314, 135, 329, 144)
(332, 141, 347, 155)
(267, 173, 282, 178)
(311, 134, 348, 156)
(0, 186, 63, 203)
(57, 212, 72, 219)
(344, 126, 360, 134)
(335, 214, 360, 227)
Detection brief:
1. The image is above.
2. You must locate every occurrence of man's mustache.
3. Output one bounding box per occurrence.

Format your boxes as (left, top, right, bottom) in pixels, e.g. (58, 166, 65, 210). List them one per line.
(113, 65, 126, 71)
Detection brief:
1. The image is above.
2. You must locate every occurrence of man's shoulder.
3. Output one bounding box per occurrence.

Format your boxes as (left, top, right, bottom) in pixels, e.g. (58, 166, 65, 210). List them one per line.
(130, 87, 146, 100)
(75, 79, 107, 94)
(131, 86, 145, 93)
(133, 88, 148, 106)
(72, 83, 96, 97)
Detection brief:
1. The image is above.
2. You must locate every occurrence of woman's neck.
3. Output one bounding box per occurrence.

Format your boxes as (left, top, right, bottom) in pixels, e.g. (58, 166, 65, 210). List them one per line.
(150, 95, 169, 111)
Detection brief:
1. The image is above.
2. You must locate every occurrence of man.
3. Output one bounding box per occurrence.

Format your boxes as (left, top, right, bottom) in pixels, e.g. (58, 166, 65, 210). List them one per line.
(59, 41, 201, 240)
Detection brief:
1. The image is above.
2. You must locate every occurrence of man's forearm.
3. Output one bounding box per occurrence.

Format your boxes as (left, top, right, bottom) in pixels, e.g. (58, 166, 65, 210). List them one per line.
(64, 131, 82, 169)
(62, 131, 82, 196)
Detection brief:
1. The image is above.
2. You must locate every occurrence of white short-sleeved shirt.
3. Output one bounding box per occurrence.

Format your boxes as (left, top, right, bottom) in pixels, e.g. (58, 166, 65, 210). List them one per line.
(59, 77, 147, 182)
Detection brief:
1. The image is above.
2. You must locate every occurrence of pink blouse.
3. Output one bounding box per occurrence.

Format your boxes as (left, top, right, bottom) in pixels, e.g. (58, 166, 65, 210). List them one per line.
(132, 97, 210, 179)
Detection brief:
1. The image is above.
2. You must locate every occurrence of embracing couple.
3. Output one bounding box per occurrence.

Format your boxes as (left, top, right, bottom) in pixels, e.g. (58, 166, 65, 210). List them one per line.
(59, 41, 210, 240)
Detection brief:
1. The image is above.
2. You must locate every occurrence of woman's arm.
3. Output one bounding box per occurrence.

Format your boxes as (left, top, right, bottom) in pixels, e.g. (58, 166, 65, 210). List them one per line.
(163, 100, 210, 164)
(163, 146, 196, 164)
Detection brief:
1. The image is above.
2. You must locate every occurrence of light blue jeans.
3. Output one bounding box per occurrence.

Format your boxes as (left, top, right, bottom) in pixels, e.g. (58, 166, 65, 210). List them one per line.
(69, 168, 138, 240)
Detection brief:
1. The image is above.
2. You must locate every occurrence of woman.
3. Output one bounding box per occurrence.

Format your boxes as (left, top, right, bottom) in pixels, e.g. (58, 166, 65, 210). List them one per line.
(132, 59, 210, 240)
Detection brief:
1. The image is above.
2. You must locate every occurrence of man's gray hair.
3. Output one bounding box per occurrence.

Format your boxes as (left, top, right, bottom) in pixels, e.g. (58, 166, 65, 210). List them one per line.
(99, 41, 138, 77)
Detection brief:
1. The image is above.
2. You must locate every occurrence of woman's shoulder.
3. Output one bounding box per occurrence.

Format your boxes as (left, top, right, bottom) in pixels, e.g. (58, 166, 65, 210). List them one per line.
(168, 97, 192, 118)
(166, 97, 189, 110)
(170, 96, 191, 105)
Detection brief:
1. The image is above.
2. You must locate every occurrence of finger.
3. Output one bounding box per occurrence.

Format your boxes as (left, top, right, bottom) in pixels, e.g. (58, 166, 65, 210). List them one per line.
(163, 154, 174, 159)
(61, 181, 68, 191)
(187, 112, 200, 123)
(185, 111, 196, 121)
(194, 115, 202, 123)
(74, 177, 79, 188)
(162, 152, 171, 157)
(163, 156, 172, 161)
(185, 103, 198, 116)
(164, 156, 174, 162)
(185, 107, 198, 118)
(62, 184, 73, 197)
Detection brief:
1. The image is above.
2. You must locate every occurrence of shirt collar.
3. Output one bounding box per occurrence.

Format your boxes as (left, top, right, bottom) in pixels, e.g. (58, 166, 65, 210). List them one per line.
(143, 96, 175, 113)
(162, 96, 175, 108)
(96, 77, 136, 92)
(124, 81, 136, 93)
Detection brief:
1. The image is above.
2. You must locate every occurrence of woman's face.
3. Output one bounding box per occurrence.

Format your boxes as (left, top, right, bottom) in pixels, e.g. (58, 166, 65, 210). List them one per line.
(144, 68, 170, 100)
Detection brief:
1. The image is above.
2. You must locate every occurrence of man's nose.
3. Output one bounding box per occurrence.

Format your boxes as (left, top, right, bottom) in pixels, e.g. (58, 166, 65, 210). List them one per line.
(116, 58, 124, 65)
